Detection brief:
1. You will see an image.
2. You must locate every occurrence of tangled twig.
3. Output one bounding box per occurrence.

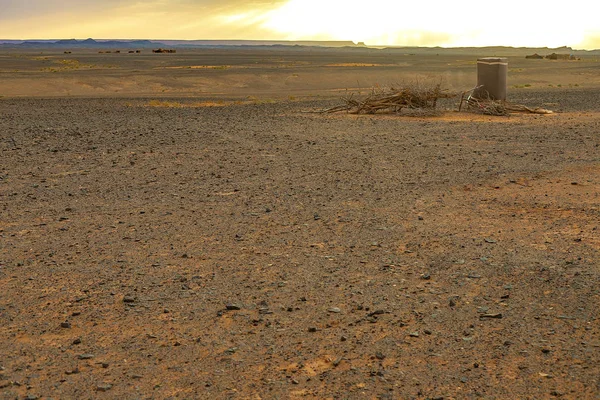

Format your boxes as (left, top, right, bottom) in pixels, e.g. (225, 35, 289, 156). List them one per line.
(320, 84, 456, 115)
(460, 86, 553, 116)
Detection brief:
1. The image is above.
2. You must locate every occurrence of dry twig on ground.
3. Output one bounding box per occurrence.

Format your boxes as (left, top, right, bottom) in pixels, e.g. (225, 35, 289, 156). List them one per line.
(460, 86, 554, 116)
(321, 84, 456, 115)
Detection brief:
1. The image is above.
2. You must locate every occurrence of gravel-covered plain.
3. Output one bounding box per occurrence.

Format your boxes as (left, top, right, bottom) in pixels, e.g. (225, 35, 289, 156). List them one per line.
(1, 91, 599, 399)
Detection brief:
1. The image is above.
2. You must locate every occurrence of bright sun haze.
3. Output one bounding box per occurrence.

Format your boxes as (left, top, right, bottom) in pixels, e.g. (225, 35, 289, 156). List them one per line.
(0, 0, 598, 49)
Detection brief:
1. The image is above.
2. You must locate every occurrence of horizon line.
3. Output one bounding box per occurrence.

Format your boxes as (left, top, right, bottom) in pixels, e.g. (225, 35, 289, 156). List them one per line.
(1, 38, 598, 51)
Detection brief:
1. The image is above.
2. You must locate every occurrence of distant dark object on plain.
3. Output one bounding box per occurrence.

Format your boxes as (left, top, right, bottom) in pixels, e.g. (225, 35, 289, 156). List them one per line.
(545, 53, 580, 60)
(153, 48, 177, 54)
(525, 53, 543, 59)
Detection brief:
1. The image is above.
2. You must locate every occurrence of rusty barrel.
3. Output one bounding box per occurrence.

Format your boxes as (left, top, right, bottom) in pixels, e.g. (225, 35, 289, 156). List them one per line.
(473, 57, 508, 101)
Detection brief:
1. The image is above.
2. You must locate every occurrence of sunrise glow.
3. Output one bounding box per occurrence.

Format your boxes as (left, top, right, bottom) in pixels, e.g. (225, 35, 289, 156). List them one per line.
(0, 0, 598, 49)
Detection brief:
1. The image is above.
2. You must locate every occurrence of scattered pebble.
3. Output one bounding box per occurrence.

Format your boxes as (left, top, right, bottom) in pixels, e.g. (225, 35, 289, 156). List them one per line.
(60, 322, 71, 329)
(480, 313, 503, 319)
(409, 332, 420, 337)
(226, 304, 242, 310)
(307, 327, 317, 332)
(96, 383, 113, 392)
(123, 296, 135, 303)
(78, 354, 94, 360)
(327, 307, 341, 313)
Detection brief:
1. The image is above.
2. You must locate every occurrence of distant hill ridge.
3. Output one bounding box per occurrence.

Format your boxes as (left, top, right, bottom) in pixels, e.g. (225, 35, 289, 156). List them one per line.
(0, 38, 360, 49)
(0, 39, 598, 55)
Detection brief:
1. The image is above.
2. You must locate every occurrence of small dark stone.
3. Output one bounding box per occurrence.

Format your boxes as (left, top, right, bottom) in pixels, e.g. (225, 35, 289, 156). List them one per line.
(375, 352, 385, 360)
(96, 383, 113, 392)
(225, 304, 242, 311)
(78, 354, 94, 360)
(25, 395, 39, 400)
(65, 368, 80, 375)
(542, 348, 551, 354)
(60, 322, 71, 329)
(101, 362, 109, 368)
(123, 296, 135, 303)
(341, 335, 348, 342)
(72, 338, 81, 345)
(307, 327, 317, 332)
(480, 313, 503, 319)
(420, 273, 431, 280)
(424, 329, 432, 335)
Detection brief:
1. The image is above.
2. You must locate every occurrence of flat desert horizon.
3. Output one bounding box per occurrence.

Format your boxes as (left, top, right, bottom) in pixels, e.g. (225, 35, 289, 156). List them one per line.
(1, 46, 599, 399)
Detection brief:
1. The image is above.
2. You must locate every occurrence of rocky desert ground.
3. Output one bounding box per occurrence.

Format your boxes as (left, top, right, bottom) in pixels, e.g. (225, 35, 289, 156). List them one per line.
(1, 47, 599, 399)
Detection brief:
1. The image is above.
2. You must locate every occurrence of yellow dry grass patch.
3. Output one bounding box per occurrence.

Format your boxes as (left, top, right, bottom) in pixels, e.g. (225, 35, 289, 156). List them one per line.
(160, 65, 240, 70)
(145, 100, 232, 108)
(145, 97, 278, 108)
(325, 63, 390, 67)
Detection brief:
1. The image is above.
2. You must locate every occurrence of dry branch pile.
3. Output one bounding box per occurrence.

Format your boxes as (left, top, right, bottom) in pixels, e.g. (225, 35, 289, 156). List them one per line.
(459, 86, 554, 116)
(322, 84, 456, 115)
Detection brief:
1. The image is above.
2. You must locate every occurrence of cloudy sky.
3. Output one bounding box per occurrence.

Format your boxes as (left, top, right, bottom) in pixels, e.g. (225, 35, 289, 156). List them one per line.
(1, 0, 599, 49)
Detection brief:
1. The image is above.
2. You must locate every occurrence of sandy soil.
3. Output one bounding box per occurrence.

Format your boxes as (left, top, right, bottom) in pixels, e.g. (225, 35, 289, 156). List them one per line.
(1, 48, 599, 99)
(1, 48, 600, 399)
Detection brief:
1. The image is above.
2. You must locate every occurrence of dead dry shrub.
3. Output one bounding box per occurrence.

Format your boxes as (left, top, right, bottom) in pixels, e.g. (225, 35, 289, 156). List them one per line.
(322, 82, 457, 115)
(459, 86, 554, 116)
